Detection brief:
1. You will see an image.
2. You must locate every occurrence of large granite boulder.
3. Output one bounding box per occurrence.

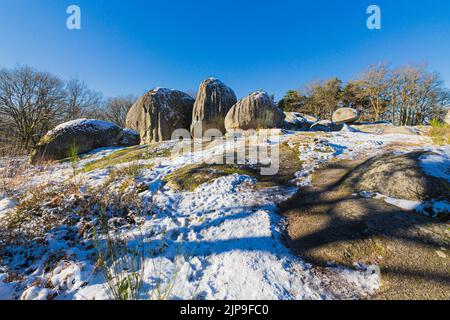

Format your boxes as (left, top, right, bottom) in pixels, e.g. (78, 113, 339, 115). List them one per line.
(224, 91, 285, 132)
(126, 88, 195, 143)
(31, 119, 125, 163)
(332, 108, 360, 124)
(190, 78, 237, 137)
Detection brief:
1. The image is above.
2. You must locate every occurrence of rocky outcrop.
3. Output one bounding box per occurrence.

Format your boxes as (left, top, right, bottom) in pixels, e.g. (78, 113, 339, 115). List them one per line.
(351, 122, 393, 134)
(445, 110, 450, 125)
(382, 126, 420, 136)
(190, 78, 237, 137)
(310, 120, 343, 132)
(284, 112, 314, 130)
(332, 108, 360, 124)
(30, 119, 128, 163)
(224, 91, 285, 132)
(126, 88, 195, 143)
(118, 128, 141, 146)
(348, 151, 450, 201)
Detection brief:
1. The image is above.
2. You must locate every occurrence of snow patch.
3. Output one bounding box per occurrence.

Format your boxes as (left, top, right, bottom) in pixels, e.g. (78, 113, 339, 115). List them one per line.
(420, 146, 450, 182)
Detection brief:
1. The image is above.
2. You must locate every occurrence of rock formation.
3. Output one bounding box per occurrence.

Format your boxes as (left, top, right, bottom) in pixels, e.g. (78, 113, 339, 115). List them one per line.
(224, 91, 285, 132)
(126, 88, 195, 143)
(332, 108, 360, 124)
(30, 119, 132, 163)
(190, 78, 237, 137)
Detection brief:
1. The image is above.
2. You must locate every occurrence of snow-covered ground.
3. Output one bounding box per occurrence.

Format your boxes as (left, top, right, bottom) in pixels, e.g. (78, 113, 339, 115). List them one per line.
(0, 129, 447, 300)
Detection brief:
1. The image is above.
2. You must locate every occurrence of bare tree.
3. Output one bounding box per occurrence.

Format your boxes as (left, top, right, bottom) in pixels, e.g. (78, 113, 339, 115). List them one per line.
(65, 79, 103, 120)
(102, 95, 136, 127)
(388, 65, 449, 126)
(300, 78, 343, 119)
(0, 66, 66, 150)
(359, 63, 390, 122)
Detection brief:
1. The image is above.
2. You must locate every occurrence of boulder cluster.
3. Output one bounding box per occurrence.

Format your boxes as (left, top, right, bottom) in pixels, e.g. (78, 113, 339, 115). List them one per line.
(126, 78, 287, 141)
(31, 78, 366, 162)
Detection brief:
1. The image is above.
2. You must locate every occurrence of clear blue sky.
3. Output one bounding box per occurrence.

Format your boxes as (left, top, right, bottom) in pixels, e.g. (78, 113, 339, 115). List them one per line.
(1, 0, 450, 100)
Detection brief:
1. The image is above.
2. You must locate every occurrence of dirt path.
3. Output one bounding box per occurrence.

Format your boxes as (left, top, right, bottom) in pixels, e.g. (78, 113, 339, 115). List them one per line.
(279, 158, 450, 300)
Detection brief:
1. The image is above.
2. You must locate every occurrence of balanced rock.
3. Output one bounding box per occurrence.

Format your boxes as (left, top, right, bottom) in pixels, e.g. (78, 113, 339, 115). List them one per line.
(31, 119, 126, 163)
(332, 108, 360, 124)
(126, 88, 195, 143)
(191, 78, 237, 137)
(224, 91, 285, 132)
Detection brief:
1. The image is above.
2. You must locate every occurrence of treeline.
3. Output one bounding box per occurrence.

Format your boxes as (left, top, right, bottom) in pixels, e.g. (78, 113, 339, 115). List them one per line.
(0, 65, 136, 153)
(278, 63, 450, 125)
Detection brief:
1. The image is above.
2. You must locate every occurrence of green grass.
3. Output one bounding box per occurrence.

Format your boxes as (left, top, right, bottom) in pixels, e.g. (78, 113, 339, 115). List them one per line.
(164, 163, 261, 192)
(82, 145, 172, 172)
(428, 120, 450, 146)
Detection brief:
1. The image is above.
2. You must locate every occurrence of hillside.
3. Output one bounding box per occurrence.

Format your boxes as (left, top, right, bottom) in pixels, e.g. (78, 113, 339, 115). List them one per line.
(1, 127, 448, 300)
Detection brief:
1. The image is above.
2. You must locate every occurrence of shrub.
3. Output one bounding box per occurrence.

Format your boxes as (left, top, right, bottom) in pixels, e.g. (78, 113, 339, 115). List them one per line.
(428, 120, 450, 146)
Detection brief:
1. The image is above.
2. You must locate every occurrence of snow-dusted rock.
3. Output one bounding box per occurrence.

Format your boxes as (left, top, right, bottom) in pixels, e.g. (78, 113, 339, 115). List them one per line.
(118, 128, 141, 146)
(310, 120, 343, 132)
(126, 88, 194, 143)
(332, 108, 360, 124)
(191, 78, 237, 137)
(283, 112, 313, 130)
(31, 119, 126, 163)
(225, 91, 285, 132)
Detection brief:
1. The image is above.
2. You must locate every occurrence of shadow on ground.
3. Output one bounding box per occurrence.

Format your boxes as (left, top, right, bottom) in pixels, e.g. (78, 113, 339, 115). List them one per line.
(279, 158, 450, 300)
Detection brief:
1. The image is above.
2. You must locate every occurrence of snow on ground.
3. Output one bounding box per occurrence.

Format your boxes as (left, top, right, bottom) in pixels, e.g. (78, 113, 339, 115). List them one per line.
(73, 174, 380, 300)
(354, 143, 450, 218)
(292, 130, 429, 187)
(359, 191, 450, 219)
(0, 129, 442, 300)
(419, 145, 450, 182)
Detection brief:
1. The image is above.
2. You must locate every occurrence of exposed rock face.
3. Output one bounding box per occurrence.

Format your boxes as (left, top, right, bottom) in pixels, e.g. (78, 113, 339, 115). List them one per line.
(190, 78, 237, 137)
(284, 112, 313, 130)
(224, 91, 285, 132)
(351, 122, 393, 134)
(126, 88, 195, 143)
(310, 120, 343, 132)
(31, 119, 125, 163)
(445, 110, 450, 125)
(382, 126, 420, 136)
(348, 152, 450, 201)
(118, 128, 141, 146)
(332, 108, 360, 124)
